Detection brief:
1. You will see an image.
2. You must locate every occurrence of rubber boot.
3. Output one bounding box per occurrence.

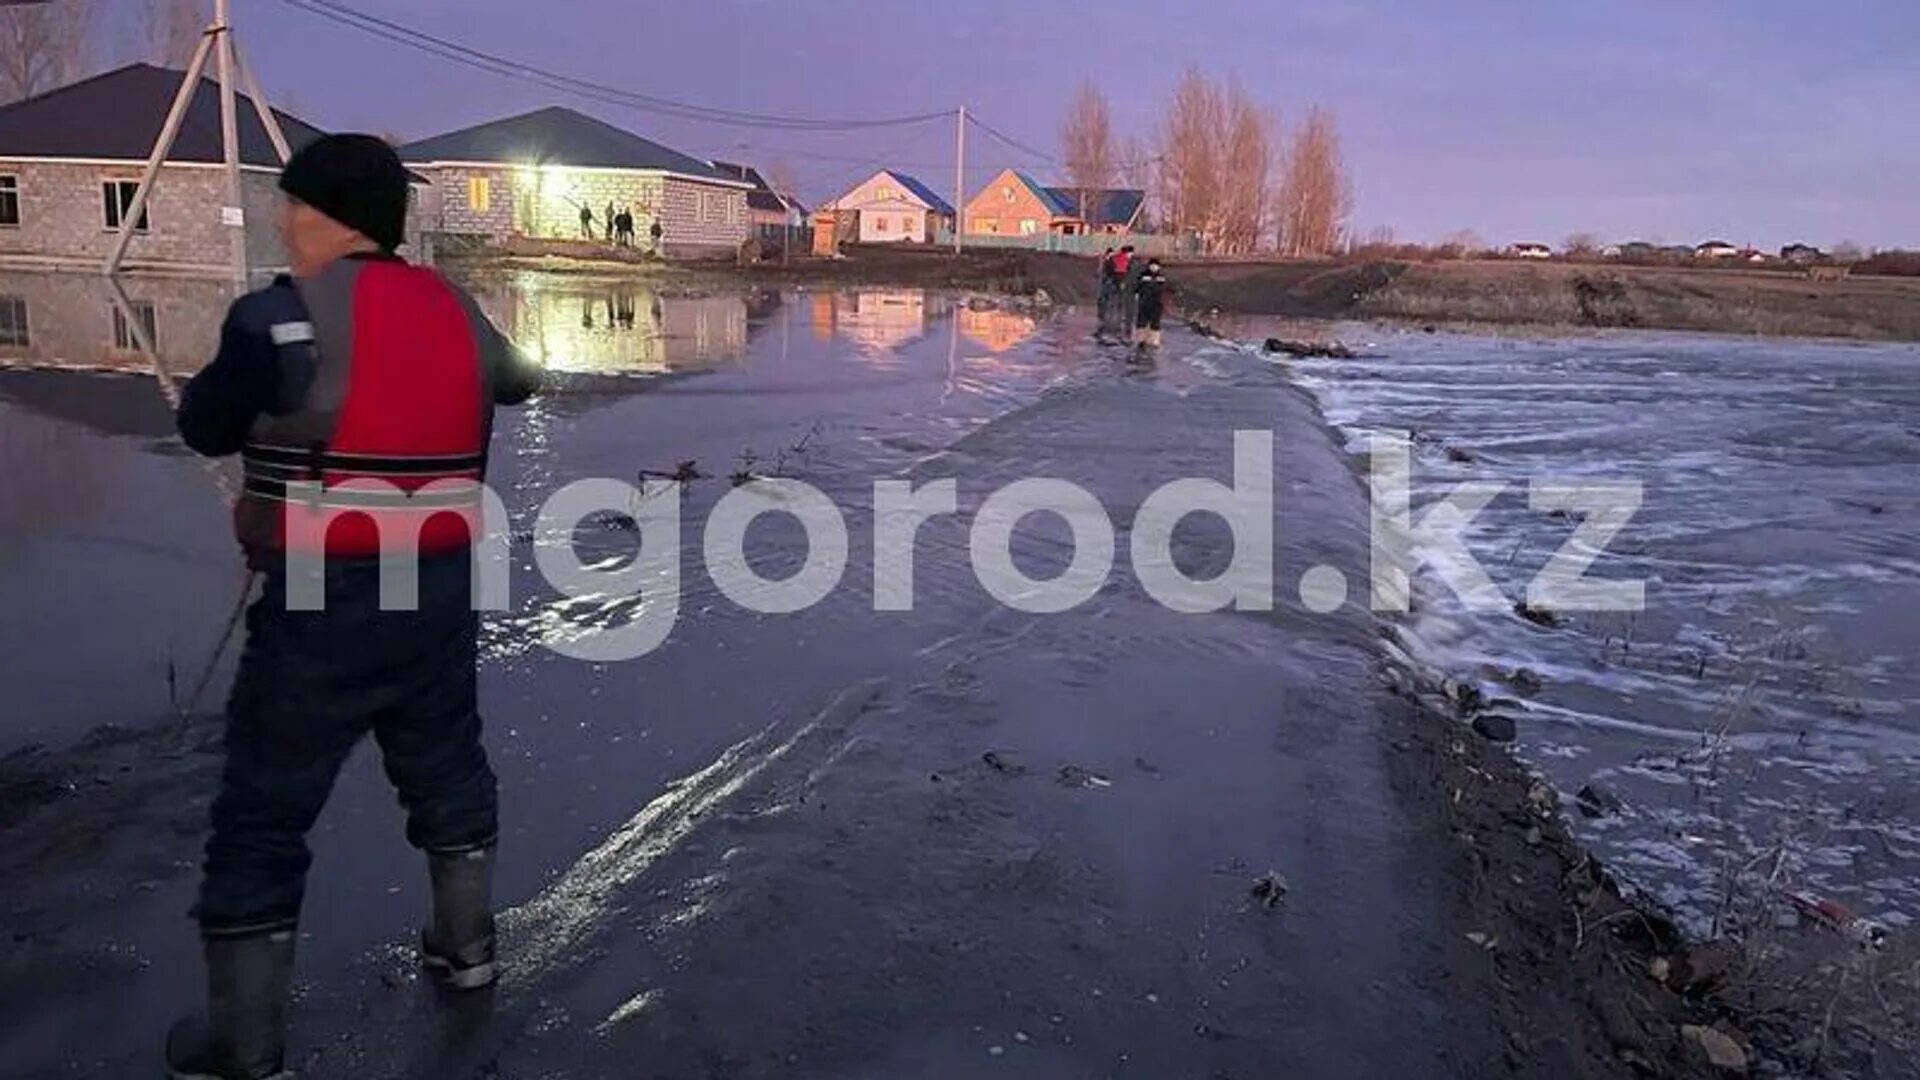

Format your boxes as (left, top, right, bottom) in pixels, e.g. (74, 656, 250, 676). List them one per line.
(421, 847, 497, 990)
(164, 930, 295, 1080)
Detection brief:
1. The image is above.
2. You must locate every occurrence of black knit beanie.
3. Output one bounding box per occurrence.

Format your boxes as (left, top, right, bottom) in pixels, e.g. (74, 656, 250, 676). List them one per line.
(278, 134, 409, 251)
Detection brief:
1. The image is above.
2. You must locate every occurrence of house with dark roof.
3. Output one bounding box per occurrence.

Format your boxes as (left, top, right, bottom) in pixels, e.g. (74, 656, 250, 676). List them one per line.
(823, 169, 955, 245)
(0, 63, 327, 274)
(708, 160, 804, 230)
(963, 169, 1145, 241)
(400, 106, 752, 258)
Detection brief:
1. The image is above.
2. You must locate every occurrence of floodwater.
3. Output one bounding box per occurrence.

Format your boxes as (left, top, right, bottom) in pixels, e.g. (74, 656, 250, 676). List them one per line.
(1272, 325, 1920, 934)
(8, 268, 1915, 1075)
(5, 272, 1493, 1077)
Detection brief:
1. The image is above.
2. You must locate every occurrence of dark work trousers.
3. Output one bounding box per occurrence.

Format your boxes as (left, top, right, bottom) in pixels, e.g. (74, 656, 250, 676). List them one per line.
(195, 551, 498, 936)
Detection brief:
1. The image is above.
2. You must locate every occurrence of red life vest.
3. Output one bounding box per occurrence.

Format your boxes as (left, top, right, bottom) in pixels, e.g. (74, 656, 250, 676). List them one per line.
(237, 259, 489, 559)
(1113, 251, 1133, 276)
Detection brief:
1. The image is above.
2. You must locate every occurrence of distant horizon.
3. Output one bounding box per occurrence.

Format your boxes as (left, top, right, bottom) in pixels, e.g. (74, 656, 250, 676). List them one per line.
(80, 0, 1920, 251)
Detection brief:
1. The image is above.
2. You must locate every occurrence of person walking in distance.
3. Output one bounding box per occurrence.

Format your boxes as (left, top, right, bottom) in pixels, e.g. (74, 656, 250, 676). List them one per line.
(1134, 258, 1169, 349)
(165, 134, 542, 1079)
(605, 201, 616, 245)
(579, 202, 595, 240)
(1113, 244, 1139, 327)
(1096, 247, 1117, 328)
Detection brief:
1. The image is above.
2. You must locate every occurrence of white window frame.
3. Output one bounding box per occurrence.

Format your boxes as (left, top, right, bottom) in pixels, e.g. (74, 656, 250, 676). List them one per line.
(0, 174, 19, 228)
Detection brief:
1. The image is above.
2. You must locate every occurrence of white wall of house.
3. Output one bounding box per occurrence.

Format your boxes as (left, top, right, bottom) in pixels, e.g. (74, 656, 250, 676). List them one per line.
(860, 207, 928, 244)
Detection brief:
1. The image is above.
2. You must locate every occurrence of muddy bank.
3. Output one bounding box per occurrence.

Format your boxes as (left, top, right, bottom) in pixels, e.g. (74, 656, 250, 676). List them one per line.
(1354, 260, 1920, 341)
(448, 246, 1920, 341)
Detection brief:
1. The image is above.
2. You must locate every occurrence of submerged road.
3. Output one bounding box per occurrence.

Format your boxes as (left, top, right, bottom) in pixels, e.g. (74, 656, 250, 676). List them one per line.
(296, 319, 1488, 1077)
(1, 291, 1590, 1078)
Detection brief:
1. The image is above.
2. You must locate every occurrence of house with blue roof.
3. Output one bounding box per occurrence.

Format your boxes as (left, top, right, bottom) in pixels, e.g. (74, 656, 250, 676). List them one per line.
(823, 169, 955, 245)
(965, 168, 1145, 241)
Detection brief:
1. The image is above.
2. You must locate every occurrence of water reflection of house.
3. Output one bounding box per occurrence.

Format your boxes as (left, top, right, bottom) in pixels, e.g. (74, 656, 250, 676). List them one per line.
(800, 289, 953, 355)
(464, 277, 748, 376)
(958, 306, 1037, 353)
(0, 270, 228, 377)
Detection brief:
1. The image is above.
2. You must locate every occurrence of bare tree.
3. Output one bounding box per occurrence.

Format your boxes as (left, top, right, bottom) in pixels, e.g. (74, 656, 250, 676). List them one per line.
(1213, 80, 1273, 255)
(1274, 104, 1354, 257)
(1437, 229, 1482, 260)
(1563, 232, 1601, 259)
(1060, 79, 1115, 225)
(0, 0, 94, 103)
(1155, 66, 1226, 250)
(147, 0, 208, 68)
(1115, 132, 1154, 226)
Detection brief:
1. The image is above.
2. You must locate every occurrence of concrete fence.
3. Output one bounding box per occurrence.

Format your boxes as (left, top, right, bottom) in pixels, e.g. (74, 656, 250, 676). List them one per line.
(932, 228, 1201, 258)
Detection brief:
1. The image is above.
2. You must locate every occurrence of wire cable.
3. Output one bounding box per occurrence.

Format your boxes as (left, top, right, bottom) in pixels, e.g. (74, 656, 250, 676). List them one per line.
(965, 113, 1056, 165)
(270, 0, 956, 131)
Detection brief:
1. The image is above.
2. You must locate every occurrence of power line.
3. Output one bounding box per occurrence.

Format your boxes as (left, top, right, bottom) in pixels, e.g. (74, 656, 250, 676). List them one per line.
(269, 0, 956, 131)
(966, 113, 1056, 165)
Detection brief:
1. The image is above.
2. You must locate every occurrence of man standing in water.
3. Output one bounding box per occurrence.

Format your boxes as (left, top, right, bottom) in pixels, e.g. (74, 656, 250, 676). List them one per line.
(1134, 257, 1169, 349)
(167, 134, 541, 1079)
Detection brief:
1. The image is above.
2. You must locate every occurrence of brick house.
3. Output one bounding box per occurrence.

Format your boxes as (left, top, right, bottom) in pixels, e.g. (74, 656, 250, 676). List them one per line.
(401, 106, 751, 259)
(0, 63, 329, 275)
(964, 169, 1144, 239)
(824, 170, 954, 245)
(708, 160, 805, 229)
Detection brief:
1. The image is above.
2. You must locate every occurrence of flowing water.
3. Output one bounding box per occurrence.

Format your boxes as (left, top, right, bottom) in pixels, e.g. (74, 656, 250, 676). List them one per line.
(1268, 324, 1920, 933)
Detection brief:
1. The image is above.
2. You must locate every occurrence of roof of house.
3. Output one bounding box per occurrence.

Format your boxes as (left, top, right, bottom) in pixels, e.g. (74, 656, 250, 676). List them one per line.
(883, 170, 954, 215)
(0, 63, 324, 167)
(401, 106, 738, 183)
(709, 159, 799, 215)
(986, 171, 1145, 229)
(1040, 183, 1146, 229)
(1696, 239, 1736, 249)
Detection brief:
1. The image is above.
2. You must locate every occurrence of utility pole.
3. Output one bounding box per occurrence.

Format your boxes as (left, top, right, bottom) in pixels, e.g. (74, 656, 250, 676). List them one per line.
(953, 105, 966, 255)
(105, 0, 294, 282)
(213, 0, 246, 287)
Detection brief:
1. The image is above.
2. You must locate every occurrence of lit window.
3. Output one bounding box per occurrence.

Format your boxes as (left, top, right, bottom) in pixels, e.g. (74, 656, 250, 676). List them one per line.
(111, 300, 158, 351)
(0, 175, 18, 227)
(0, 295, 27, 347)
(877, 186, 895, 201)
(1020, 219, 1037, 236)
(102, 180, 149, 232)
(467, 176, 491, 213)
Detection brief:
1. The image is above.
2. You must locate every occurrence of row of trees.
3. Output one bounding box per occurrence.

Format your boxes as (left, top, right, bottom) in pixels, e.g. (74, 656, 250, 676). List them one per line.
(1061, 70, 1354, 256)
(0, 0, 208, 104)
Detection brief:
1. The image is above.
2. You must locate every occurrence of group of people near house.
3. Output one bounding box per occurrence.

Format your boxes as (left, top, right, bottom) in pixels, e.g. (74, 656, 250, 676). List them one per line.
(1097, 244, 1169, 348)
(578, 201, 661, 250)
